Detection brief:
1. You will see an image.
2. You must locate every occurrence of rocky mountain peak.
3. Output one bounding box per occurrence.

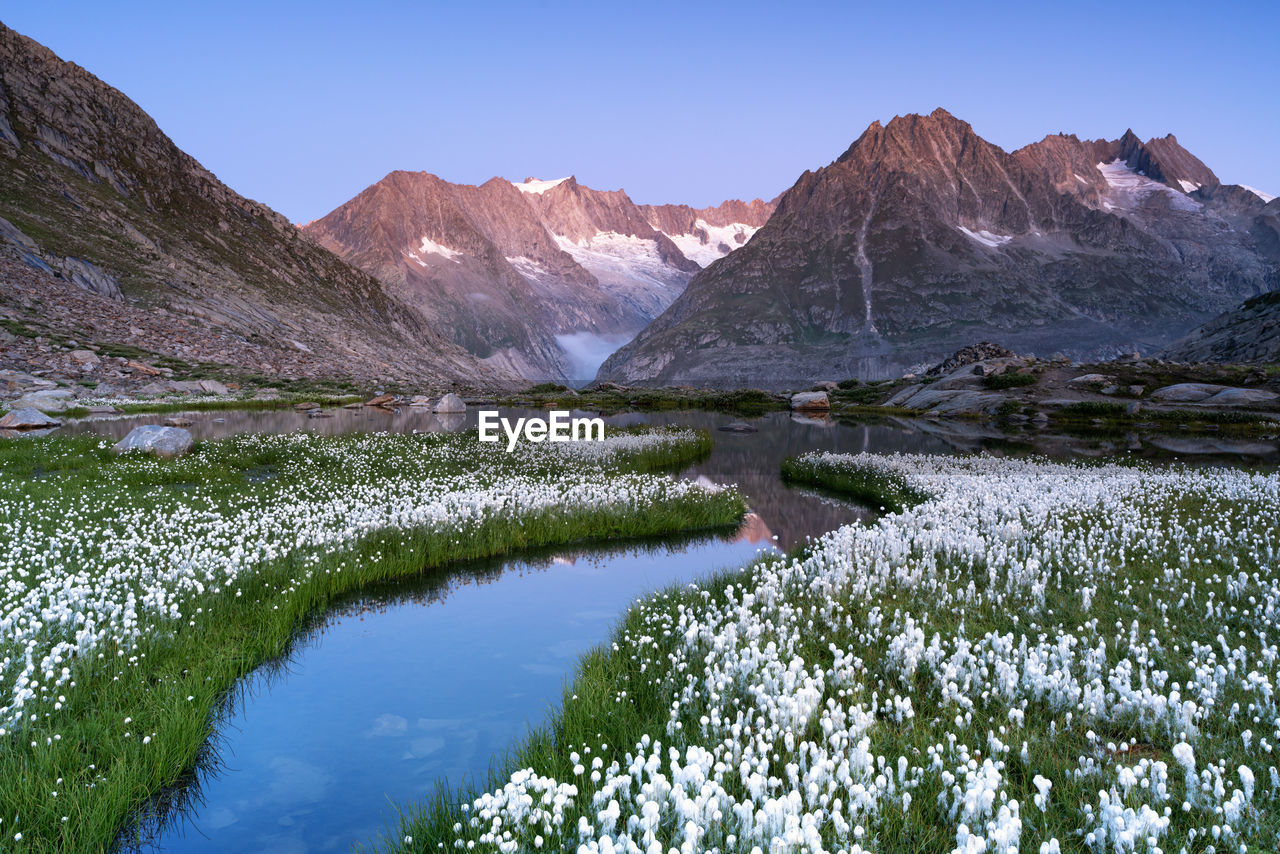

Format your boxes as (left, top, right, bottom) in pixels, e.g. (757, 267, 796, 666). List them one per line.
(600, 111, 1278, 388)
(1117, 129, 1219, 192)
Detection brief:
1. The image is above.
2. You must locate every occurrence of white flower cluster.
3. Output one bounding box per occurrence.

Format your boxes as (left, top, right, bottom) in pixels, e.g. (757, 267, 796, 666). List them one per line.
(458, 453, 1280, 853)
(0, 430, 724, 730)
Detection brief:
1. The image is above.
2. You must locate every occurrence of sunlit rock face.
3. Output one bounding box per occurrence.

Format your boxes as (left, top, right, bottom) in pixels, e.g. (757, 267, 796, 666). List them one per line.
(600, 109, 1280, 388)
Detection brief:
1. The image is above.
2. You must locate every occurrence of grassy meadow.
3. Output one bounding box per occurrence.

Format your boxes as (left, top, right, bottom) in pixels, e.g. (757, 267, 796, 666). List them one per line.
(383, 452, 1280, 854)
(0, 428, 743, 852)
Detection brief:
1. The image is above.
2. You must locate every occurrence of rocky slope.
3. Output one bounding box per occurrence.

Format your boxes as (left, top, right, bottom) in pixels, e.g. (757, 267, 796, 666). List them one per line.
(1162, 286, 1280, 364)
(599, 109, 1280, 387)
(0, 22, 504, 389)
(306, 173, 774, 381)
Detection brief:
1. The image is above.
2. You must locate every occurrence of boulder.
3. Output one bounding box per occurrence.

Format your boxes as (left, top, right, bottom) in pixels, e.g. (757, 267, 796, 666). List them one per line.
(434, 393, 466, 413)
(69, 349, 100, 366)
(125, 360, 163, 376)
(812, 381, 840, 392)
(294, 402, 320, 411)
(0, 407, 61, 430)
(789, 391, 830, 411)
(13, 389, 75, 413)
(1067, 374, 1114, 386)
(1149, 383, 1227, 403)
(198, 379, 229, 395)
(365, 394, 395, 407)
(112, 425, 193, 458)
(718, 421, 758, 433)
(164, 416, 194, 427)
(1201, 387, 1279, 406)
(408, 395, 434, 407)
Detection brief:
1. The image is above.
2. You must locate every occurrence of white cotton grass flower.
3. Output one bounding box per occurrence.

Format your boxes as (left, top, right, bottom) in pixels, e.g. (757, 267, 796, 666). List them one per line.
(437, 452, 1280, 853)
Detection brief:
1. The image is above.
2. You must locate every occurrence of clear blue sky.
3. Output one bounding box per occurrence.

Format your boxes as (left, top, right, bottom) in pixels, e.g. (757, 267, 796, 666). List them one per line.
(4, 1, 1276, 223)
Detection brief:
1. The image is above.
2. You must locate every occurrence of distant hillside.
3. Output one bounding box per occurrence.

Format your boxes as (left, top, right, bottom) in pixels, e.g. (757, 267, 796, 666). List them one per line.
(0, 21, 504, 388)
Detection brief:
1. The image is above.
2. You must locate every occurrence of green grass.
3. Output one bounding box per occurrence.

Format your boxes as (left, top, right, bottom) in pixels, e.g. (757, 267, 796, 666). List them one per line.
(1050, 401, 1280, 435)
(0, 429, 744, 853)
(780, 453, 930, 513)
(981, 371, 1037, 389)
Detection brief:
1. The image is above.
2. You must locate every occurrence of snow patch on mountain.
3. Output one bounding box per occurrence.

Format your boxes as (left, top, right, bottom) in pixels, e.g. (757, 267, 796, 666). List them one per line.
(409, 236, 464, 264)
(513, 177, 570, 195)
(554, 232, 676, 289)
(1177, 179, 1201, 193)
(663, 220, 761, 267)
(1096, 160, 1201, 212)
(1241, 185, 1277, 203)
(957, 226, 1013, 249)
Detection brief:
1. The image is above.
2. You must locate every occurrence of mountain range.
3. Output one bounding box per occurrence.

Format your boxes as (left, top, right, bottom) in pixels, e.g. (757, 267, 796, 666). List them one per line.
(599, 109, 1280, 386)
(2, 18, 1277, 394)
(303, 175, 773, 380)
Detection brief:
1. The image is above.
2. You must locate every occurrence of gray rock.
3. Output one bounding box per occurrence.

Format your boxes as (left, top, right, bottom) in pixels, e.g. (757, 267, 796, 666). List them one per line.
(718, 421, 758, 433)
(13, 389, 75, 413)
(789, 391, 830, 411)
(1201, 387, 1279, 406)
(1149, 383, 1227, 403)
(163, 416, 193, 427)
(408, 395, 434, 407)
(1067, 374, 1114, 386)
(885, 383, 923, 407)
(53, 256, 122, 300)
(1128, 385, 1146, 397)
(895, 387, 1006, 415)
(433, 393, 466, 413)
(68, 349, 100, 366)
(812, 381, 839, 392)
(139, 381, 177, 395)
(930, 369, 985, 390)
(0, 407, 61, 430)
(0, 215, 37, 250)
(112, 425, 194, 458)
(198, 380, 229, 395)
